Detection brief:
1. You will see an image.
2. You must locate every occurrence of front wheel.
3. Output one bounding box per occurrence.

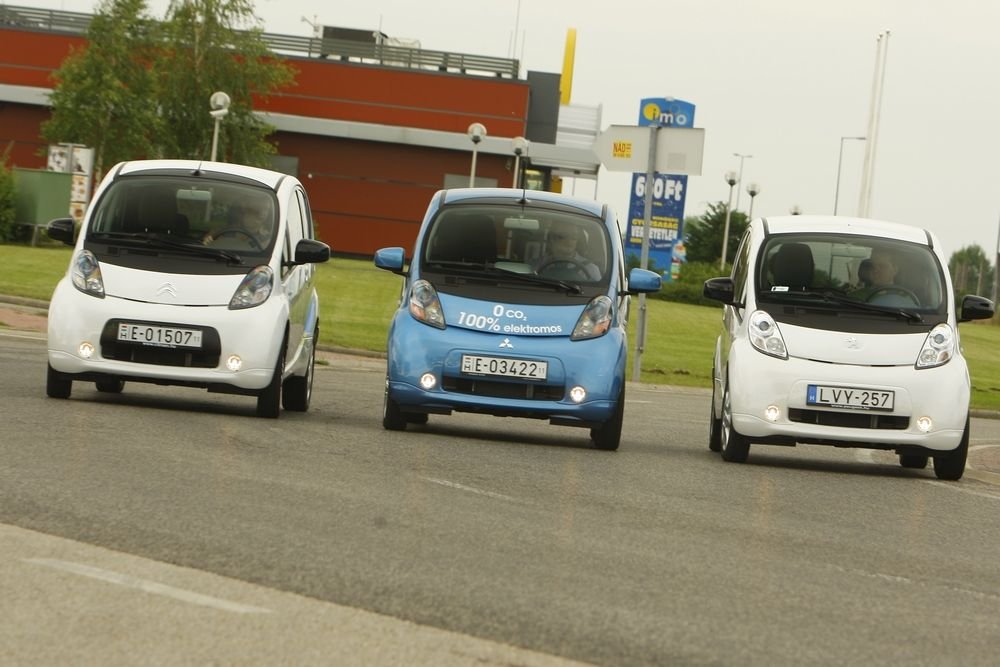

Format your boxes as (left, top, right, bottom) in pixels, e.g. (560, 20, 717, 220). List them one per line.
(95, 378, 125, 393)
(708, 376, 722, 452)
(256, 346, 285, 418)
(720, 384, 750, 463)
(899, 454, 929, 469)
(382, 377, 407, 431)
(46, 363, 72, 399)
(283, 333, 316, 412)
(932, 417, 969, 481)
(591, 386, 625, 451)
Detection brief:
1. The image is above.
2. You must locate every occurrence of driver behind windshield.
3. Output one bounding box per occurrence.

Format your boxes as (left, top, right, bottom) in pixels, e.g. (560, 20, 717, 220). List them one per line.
(534, 220, 601, 281)
(204, 199, 273, 247)
(850, 247, 900, 299)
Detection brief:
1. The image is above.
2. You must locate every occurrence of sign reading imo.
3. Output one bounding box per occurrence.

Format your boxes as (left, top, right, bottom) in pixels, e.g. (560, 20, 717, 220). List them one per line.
(625, 98, 695, 282)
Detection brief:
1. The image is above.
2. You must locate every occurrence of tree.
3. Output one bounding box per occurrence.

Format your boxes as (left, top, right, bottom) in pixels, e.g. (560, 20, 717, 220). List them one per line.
(682, 201, 748, 266)
(154, 0, 294, 165)
(948, 244, 994, 302)
(41, 0, 161, 181)
(0, 143, 16, 242)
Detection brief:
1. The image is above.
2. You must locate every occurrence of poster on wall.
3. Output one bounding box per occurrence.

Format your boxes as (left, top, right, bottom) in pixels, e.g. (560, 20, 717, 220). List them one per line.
(48, 143, 94, 224)
(624, 98, 695, 282)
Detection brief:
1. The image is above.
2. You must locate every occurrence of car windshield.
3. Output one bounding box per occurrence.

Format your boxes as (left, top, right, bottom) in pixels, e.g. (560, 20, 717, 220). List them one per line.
(420, 203, 611, 299)
(87, 175, 278, 261)
(756, 233, 947, 317)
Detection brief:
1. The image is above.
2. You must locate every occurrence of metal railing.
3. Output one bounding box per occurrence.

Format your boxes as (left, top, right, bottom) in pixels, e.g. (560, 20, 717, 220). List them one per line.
(0, 4, 519, 79)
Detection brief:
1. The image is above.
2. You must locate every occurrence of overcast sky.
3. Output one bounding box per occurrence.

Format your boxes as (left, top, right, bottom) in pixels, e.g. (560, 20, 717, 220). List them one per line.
(39, 0, 1000, 261)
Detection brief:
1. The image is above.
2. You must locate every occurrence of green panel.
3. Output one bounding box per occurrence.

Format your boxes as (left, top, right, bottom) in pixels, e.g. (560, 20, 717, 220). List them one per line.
(13, 168, 72, 225)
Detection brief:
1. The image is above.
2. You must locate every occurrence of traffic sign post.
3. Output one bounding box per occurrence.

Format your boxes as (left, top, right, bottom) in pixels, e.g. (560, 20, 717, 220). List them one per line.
(593, 124, 705, 381)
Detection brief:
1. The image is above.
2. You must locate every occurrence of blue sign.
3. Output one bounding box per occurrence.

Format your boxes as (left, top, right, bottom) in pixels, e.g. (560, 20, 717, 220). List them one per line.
(625, 98, 695, 281)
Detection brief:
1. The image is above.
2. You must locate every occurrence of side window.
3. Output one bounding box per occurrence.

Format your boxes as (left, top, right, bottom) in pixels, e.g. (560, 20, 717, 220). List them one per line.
(295, 188, 314, 241)
(282, 192, 305, 277)
(731, 231, 752, 304)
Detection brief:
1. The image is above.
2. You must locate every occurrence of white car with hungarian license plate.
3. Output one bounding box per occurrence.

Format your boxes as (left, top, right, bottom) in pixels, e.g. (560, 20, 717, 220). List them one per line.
(45, 159, 330, 417)
(703, 215, 994, 479)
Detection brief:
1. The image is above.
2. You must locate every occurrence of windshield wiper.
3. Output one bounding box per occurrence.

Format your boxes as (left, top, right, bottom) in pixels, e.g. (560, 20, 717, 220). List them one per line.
(89, 232, 243, 264)
(767, 288, 923, 322)
(424, 260, 582, 294)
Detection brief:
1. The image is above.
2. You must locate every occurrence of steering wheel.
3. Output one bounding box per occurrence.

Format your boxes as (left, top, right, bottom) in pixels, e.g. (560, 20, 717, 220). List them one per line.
(537, 258, 594, 279)
(214, 228, 262, 250)
(866, 286, 920, 306)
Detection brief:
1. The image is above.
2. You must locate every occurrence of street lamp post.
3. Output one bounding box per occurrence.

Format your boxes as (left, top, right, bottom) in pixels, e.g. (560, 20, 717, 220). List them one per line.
(720, 170, 738, 271)
(209, 91, 231, 163)
(790, 205, 802, 215)
(746, 182, 761, 222)
(511, 136, 528, 188)
(833, 136, 866, 215)
(467, 122, 487, 187)
(732, 152, 753, 212)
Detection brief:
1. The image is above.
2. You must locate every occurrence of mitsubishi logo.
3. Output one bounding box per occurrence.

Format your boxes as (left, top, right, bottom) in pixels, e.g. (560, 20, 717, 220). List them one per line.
(845, 336, 860, 349)
(156, 282, 178, 299)
(499, 338, 514, 349)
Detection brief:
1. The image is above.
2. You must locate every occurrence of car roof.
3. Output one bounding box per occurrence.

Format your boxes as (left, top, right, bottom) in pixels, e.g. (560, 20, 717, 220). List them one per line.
(762, 215, 933, 246)
(439, 187, 607, 219)
(115, 160, 288, 190)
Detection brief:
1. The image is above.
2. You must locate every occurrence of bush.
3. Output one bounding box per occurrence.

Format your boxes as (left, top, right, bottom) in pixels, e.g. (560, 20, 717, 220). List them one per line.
(649, 260, 727, 307)
(0, 144, 15, 242)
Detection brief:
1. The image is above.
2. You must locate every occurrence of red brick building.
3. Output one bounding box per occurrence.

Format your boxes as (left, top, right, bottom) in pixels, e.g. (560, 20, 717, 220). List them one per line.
(0, 5, 600, 255)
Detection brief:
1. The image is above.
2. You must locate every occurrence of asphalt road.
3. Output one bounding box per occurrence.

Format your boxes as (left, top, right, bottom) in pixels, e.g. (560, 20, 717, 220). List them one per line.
(2, 329, 1000, 666)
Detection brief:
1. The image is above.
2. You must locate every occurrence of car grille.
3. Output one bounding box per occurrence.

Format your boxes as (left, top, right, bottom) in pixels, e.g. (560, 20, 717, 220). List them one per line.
(788, 408, 909, 430)
(442, 377, 564, 401)
(99, 320, 221, 369)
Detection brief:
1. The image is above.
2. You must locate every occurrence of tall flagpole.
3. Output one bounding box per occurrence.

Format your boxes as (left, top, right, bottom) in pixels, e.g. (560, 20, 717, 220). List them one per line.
(857, 31, 889, 218)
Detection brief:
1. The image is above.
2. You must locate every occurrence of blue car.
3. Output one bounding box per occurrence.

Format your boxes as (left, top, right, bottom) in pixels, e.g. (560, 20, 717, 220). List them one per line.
(374, 188, 661, 450)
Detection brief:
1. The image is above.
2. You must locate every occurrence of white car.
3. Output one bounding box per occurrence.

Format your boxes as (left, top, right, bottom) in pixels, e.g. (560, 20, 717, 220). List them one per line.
(703, 216, 994, 480)
(46, 159, 331, 417)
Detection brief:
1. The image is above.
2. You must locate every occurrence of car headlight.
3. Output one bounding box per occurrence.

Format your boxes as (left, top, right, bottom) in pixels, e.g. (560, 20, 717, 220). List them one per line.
(229, 265, 273, 310)
(409, 279, 445, 329)
(916, 322, 954, 368)
(571, 295, 613, 340)
(70, 249, 105, 298)
(748, 310, 787, 359)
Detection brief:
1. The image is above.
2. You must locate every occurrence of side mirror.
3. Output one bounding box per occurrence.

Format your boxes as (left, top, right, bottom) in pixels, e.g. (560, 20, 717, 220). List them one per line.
(374, 247, 406, 274)
(47, 217, 76, 246)
(625, 267, 661, 294)
(703, 277, 736, 304)
(291, 238, 331, 265)
(959, 294, 994, 322)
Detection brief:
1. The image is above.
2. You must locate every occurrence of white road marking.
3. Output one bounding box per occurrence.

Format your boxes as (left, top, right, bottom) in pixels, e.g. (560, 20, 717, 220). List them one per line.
(25, 558, 272, 614)
(0, 331, 46, 342)
(925, 481, 1000, 501)
(421, 477, 521, 503)
(855, 449, 877, 464)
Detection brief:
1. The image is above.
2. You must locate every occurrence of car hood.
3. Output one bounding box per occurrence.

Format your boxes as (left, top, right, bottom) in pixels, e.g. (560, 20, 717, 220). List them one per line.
(440, 293, 584, 337)
(100, 263, 246, 306)
(778, 321, 928, 365)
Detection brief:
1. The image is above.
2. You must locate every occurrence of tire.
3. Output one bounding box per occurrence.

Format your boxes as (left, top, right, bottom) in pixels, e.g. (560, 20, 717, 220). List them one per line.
(256, 346, 285, 419)
(46, 363, 72, 399)
(406, 413, 429, 425)
(933, 417, 969, 481)
(95, 378, 125, 393)
(382, 377, 407, 431)
(720, 384, 750, 463)
(591, 385, 625, 451)
(708, 377, 722, 452)
(899, 454, 929, 469)
(282, 334, 316, 412)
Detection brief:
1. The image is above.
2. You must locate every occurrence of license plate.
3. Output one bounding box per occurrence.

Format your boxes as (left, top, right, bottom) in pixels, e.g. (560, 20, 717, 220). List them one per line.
(807, 384, 894, 411)
(117, 322, 203, 349)
(461, 354, 548, 380)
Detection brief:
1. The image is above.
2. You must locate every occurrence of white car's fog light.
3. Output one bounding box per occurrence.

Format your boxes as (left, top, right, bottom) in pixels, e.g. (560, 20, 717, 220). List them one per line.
(765, 405, 780, 422)
(226, 355, 243, 372)
(420, 373, 437, 390)
(78, 342, 95, 359)
(569, 386, 587, 403)
(916, 416, 932, 433)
